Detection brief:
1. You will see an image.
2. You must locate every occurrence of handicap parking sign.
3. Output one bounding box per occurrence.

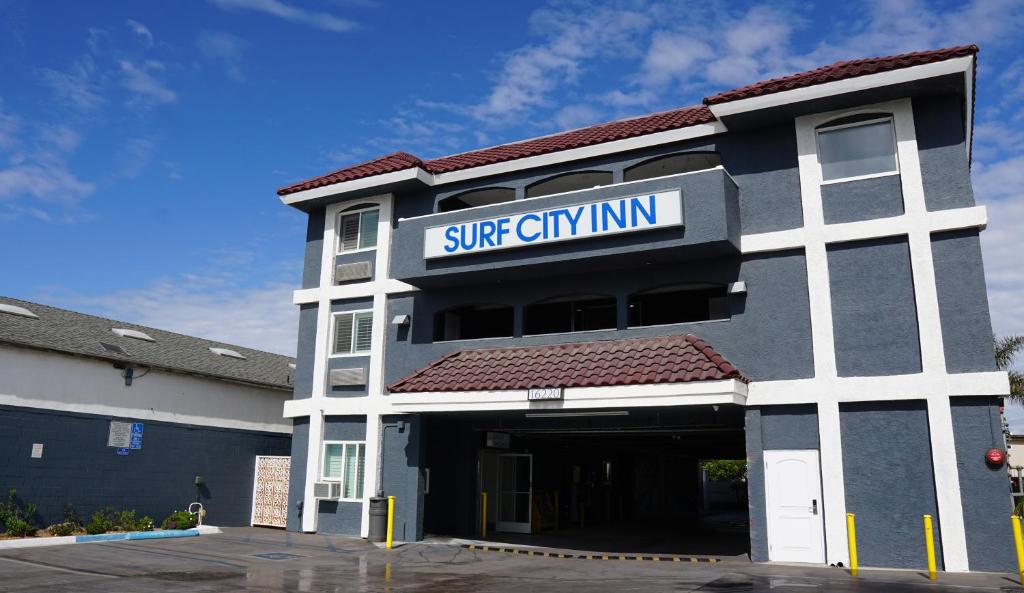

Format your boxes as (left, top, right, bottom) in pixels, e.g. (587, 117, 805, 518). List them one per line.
(129, 422, 144, 450)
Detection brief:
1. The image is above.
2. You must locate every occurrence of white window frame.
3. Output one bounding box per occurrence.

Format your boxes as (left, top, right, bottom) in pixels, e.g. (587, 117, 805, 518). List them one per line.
(335, 206, 380, 255)
(815, 116, 900, 186)
(330, 309, 374, 358)
(320, 440, 366, 502)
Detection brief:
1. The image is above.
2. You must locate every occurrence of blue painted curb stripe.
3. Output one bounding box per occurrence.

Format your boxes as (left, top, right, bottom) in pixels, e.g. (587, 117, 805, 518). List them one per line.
(75, 529, 199, 543)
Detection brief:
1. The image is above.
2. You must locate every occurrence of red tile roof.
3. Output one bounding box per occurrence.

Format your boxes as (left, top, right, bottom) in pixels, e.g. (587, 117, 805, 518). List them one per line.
(279, 45, 976, 197)
(387, 334, 747, 393)
(278, 105, 714, 196)
(703, 44, 978, 105)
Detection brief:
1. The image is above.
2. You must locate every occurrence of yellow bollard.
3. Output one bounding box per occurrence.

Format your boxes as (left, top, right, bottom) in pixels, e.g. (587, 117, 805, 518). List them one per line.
(923, 514, 937, 580)
(1012, 515, 1024, 584)
(481, 491, 488, 538)
(386, 495, 395, 550)
(846, 513, 858, 577)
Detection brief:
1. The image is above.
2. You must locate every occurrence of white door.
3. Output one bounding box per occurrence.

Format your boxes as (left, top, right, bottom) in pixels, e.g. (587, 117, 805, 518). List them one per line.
(763, 449, 825, 563)
(496, 454, 532, 534)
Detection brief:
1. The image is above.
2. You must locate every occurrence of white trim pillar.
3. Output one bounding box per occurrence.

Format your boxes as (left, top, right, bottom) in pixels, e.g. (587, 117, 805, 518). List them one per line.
(301, 409, 324, 532)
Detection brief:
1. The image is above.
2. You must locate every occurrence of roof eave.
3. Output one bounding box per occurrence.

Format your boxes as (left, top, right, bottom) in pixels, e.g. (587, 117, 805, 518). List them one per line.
(706, 55, 976, 161)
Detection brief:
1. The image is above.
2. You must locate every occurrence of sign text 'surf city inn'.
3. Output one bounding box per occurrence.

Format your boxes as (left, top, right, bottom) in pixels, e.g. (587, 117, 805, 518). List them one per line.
(274, 44, 1016, 575)
(423, 190, 683, 258)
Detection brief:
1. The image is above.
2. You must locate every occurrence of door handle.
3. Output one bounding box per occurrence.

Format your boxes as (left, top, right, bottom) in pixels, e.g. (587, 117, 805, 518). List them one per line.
(811, 499, 818, 515)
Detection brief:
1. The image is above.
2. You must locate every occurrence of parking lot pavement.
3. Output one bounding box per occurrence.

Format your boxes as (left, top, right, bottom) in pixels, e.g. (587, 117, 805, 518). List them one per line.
(0, 527, 1019, 593)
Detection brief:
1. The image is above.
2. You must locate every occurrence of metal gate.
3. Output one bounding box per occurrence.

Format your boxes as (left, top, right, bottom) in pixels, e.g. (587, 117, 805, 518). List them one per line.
(251, 455, 291, 528)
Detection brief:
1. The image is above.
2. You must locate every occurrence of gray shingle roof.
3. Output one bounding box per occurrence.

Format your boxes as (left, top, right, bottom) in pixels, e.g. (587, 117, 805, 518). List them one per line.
(0, 296, 295, 390)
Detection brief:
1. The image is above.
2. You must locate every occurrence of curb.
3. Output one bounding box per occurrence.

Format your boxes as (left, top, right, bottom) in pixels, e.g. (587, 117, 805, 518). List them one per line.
(0, 526, 221, 551)
(462, 544, 722, 563)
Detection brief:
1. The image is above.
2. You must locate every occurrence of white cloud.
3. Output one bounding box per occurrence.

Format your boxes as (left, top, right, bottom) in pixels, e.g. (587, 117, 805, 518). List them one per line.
(552, 103, 603, 130)
(119, 59, 177, 106)
(639, 33, 713, 87)
(38, 55, 104, 111)
(208, 0, 357, 34)
(53, 270, 300, 356)
(125, 19, 154, 48)
(197, 30, 249, 82)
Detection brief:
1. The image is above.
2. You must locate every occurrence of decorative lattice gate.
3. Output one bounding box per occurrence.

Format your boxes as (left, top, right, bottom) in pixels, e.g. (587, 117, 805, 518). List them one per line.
(251, 455, 291, 528)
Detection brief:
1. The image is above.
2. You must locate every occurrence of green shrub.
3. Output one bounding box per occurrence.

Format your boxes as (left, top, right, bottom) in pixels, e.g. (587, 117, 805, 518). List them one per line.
(85, 510, 113, 535)
(5, 517, 35, 537)
(701, 459, 748, 482)
(0, 488, 38, 536)
(161, 510, 196, 530)
(62, 503, 82, 529)
(46, 522, 77, 537)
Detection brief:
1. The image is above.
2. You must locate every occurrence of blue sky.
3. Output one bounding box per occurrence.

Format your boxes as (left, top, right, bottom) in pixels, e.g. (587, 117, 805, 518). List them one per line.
(2, 0, 1023, 417)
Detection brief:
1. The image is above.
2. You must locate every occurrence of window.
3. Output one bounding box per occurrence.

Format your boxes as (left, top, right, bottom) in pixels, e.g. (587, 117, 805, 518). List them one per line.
(439, 187, 515, 212)
(338, 208, 379, 252)
(816, 117, 898, 182)
(333, 311, 373, 355)
(627, 284, 728, 327)
(623, 153, 721, 182)
(322, 442, 366, 499)
(524, 295, 616, 335)
(433, 304, 513, 341)
(525, 171, 613, 199)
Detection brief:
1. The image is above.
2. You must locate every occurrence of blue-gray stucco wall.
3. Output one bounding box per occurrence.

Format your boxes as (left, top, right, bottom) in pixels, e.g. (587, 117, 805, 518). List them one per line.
(828, 236, 922, 377)
(316, 416, 366, 535)
(931, 229, 997, 373)
(381, 414, 424, 542)
(302, 208, 325, 289)
(384, 249, 813, 386)
(820, 175, 904, 224)
(286, 417, 308, 531)
(745, 405, 819, 562)
(913, 94, 975, 212)
(840, 400, 942, 569)
(0, 404, 290, 530)
(293, 303, 318, 400)
(951, 397, 1014, 572)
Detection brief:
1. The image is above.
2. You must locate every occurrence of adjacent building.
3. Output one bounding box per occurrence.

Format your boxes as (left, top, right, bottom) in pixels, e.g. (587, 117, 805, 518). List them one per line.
(276, 45, 1012, 572)
(0, 296, 293, 528)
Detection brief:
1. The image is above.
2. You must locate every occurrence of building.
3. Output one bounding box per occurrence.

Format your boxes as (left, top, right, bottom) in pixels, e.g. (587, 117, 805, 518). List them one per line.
(276, 44, 1012, 572)
(0, 296, 293, 528)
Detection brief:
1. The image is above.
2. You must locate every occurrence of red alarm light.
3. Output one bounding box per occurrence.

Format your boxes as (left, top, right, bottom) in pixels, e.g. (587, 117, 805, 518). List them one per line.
(985, 448, 1006, 467)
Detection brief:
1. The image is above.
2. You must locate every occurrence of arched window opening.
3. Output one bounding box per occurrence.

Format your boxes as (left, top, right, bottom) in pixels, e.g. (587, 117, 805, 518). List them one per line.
(433, 304, 514, 341)
(438, 187, 516, 213)
(523, 294, 616, 335)
(623, 153, 721, 182)
(525, 171, 613, 199)
(627, 284, 729, 327)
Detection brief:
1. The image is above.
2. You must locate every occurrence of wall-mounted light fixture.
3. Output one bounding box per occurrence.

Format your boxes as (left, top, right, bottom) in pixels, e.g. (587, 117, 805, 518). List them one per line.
(392, 314, 411, 326)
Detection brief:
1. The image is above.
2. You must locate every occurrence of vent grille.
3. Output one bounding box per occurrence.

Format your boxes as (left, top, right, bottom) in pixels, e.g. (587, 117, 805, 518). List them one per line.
(330, 367, 366, 387)
(335, 261, 372, 283)
(99, 342, 129, 356)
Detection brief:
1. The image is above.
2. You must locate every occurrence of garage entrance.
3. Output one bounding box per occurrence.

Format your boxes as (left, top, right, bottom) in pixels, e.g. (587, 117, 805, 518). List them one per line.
(422, 404, 749, 557)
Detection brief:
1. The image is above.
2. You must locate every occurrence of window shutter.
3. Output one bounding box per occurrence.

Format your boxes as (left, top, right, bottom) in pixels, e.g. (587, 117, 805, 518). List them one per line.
(333, 314, 354, 354)
(353, 312, 373, 353)
(355, 443, 365, 497)
(339, 214, 360, 252)
(323, 444, 343, 479)
(343, 444, 359, 498)
(358, 210, 379, 249)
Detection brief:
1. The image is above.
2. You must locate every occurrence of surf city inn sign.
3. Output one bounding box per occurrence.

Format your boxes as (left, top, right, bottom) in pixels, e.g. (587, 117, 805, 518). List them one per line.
(423, 190, 683, 259)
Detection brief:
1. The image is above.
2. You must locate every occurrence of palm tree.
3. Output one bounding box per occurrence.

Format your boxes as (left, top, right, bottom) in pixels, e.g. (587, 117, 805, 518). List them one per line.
(996, 335, 1024, 402)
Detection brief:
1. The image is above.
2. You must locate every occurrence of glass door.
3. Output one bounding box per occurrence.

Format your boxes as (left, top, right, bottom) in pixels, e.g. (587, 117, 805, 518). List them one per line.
(496, 453, 532, 534)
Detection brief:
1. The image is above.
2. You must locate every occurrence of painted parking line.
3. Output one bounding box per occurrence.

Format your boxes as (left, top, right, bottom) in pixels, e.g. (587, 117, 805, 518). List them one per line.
(462, 544, 721, 563)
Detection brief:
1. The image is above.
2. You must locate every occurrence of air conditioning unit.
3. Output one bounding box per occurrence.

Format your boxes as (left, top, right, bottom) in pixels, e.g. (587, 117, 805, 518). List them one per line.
(336, 261, 372, 284)
(313, 482, 341, 500)
(331, 367, 366, 387)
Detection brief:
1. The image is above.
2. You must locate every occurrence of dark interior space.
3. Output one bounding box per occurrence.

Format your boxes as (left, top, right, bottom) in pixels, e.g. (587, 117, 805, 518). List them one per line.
(422, 405, 749, 557)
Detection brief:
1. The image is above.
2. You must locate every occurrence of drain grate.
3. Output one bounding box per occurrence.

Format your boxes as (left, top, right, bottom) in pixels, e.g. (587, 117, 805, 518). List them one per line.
(253, 552, 304, 560)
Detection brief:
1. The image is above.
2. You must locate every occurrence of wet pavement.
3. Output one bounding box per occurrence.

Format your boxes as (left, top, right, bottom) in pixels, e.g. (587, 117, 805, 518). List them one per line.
(0, 527, 1020, 592)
